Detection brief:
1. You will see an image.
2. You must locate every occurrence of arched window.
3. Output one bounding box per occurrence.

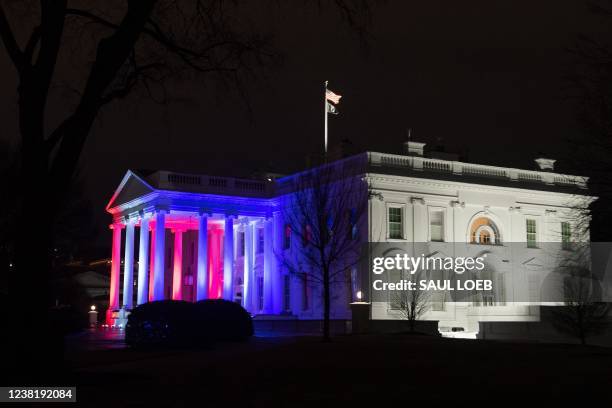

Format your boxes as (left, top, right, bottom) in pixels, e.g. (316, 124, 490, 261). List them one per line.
(469, 217, 501, 245)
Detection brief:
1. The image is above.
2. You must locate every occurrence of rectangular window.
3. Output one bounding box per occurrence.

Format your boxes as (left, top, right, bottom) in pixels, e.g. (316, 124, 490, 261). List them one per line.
(482, 294, 494, 307)
(283, 224, 291, 249)
(388, 207, 403, 239)
(283, 275, 291, 312)
(239, 231, 245, 256)
(302, 225, 313, 246)
(257, 276, 264, 311)
(561, 222, 571, 250)
(430, 209, 444, 242)
(257, 228, 264, 254)
(526, 219, 537, 248)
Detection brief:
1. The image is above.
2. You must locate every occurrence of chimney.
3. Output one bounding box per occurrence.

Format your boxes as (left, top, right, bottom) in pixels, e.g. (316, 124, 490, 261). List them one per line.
(535, 157, 556, 171)
(403, 141, 426, 156)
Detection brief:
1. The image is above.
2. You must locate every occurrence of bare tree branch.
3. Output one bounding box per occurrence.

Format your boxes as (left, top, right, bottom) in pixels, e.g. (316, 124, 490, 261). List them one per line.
(0, 4, 26, 72)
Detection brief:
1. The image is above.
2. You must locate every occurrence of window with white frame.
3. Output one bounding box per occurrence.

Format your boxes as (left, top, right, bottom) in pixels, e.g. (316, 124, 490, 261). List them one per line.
(239, 231, 245, 256)
(429, 208, 444, 242)
(470, 217, 501, 245)
(561, 222, 571, 250)
(388, 206, 403, 239)
(526, 219, 537, 248)
(283, 224, 291, 249)
(257, 228, 264, 253)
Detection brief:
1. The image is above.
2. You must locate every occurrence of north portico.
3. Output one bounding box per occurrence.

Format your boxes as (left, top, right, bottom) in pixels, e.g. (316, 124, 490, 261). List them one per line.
(105, 170, 283, 325)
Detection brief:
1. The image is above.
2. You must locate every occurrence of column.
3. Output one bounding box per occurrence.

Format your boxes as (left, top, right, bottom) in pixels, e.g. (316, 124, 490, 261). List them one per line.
(263, 217, 274, 313)
(148, 224, 156, 302)
(196, 214, 209, 301)
(244, 220, 254, 311)
(272, 212, 283, 313)
(122, 220, 135, 310)
(171, 228, 184, 300)
(152, 210, 166, 301)
(223, 215, 235, 300)
(137, 215, 150, 305)
(107, 222, 123, 323)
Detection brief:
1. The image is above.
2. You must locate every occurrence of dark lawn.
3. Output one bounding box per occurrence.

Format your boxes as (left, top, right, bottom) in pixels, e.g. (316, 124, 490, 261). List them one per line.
(65, 333, 612, 407)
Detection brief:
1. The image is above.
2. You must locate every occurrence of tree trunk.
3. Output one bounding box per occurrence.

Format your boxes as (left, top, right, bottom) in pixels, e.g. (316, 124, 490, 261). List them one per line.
(323, 267, 331, 342)
(6, 78, 66, 383)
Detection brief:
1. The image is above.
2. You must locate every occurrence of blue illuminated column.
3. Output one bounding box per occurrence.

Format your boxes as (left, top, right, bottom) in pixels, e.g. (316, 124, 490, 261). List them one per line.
(136, 215, 150, 305)
(122, 219, 136, 310)
(223, 215, 235, 300)
(263, 217, 274, 313)
(272, 211, 283, 313)
(244, 220, 254, 311)
(152, 210, 166, 301)
(196, 213, 209, 301)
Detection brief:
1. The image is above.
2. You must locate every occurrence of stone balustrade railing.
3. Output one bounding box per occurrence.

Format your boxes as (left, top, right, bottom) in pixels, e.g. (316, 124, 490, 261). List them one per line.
(367, 152, 587, 189)
(145, 152, 588, 198)
(152, 170, 275, 197)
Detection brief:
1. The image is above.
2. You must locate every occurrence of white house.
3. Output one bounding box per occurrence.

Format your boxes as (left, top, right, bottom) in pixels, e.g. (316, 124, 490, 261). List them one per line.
(105, 140, 593, 336)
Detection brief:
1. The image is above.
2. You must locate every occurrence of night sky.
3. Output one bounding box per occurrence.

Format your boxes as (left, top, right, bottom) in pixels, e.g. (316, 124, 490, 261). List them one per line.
(1, 1, 608, 244)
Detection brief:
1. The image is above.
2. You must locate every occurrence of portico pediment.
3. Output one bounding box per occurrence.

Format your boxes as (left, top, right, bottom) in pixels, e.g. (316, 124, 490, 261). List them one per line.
(106, 170, 156, 212)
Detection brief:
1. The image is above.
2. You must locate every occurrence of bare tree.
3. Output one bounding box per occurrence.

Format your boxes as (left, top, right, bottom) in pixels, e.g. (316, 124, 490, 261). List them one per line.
(551, 266, 610, 345)
(279, 156, 369, 341)
(391, 270, 430, 332)
(0, 0, 377, 380)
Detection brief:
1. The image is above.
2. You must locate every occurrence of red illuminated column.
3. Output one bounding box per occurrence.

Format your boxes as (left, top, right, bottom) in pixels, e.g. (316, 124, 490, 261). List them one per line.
(208, 227, 222, 298)
(171, 228, 184, 300)
(196, 214, 209, 301)
(243, 220, 254, 311)
(148, 224, 156, 302)
(107, 222, 124, 324)
(122, 220, 136, 310)
(223, 215, 235, 300)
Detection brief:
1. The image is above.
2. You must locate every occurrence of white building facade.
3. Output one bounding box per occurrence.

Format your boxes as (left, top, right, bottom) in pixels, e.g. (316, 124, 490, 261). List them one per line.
(106, 141, 593, 335)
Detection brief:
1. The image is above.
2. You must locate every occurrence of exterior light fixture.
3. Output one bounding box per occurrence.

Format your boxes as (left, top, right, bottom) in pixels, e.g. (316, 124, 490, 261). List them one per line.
(356, 290, 363, 301)
(90, 305, 96, 311)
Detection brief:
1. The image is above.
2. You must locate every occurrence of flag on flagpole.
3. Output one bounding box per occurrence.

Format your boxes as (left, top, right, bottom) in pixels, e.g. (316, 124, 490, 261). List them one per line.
(327, 102, 338, 115)
(324, 82, 342, 154)
(325, 89, 342, 104)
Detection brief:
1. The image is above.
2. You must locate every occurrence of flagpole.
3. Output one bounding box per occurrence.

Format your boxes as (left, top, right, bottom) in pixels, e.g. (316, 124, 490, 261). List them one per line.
(324, 80, 328, 156)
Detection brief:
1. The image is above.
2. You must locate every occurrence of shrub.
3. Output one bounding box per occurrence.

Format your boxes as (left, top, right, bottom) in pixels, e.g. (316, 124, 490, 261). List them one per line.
(194, 299, 254, 341)
(125, 300, 198, 348)
(126, 299, 253, 348)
